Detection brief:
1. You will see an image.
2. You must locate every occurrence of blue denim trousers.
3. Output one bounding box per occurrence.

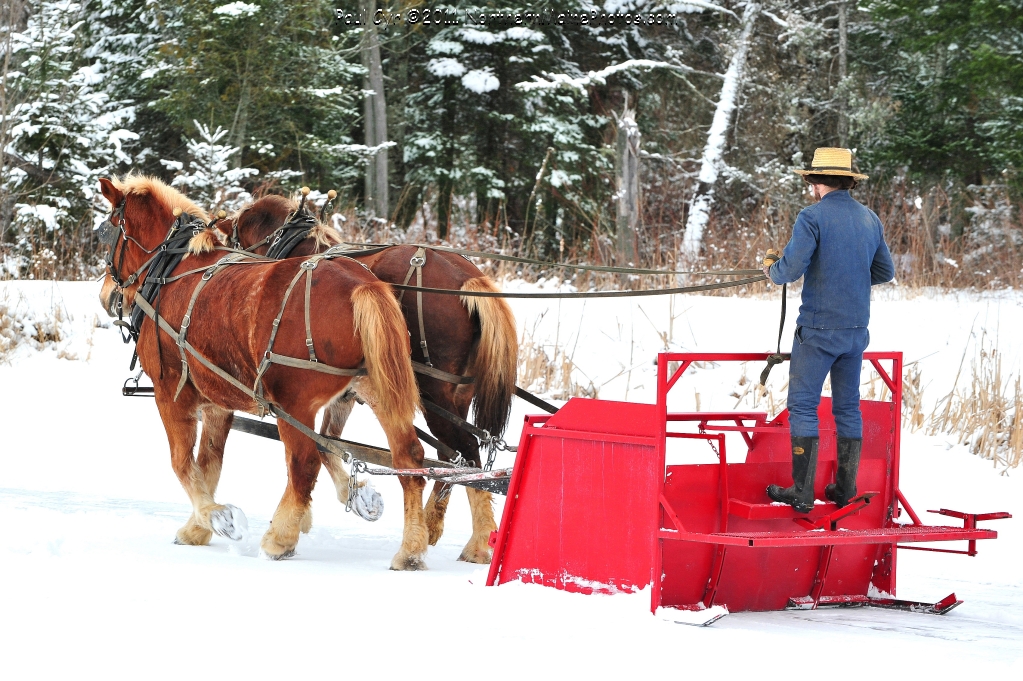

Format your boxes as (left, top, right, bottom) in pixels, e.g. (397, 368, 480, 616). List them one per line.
(787, 326, 870, 439)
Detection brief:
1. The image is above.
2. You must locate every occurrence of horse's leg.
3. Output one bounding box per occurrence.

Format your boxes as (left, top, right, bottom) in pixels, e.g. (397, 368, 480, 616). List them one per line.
(261, 410, 322, 559)
(156, 394, 246, 545)
(319, 393, 384, 521)
(388, 424, 429, 570)
(174, 405, 235, 543)
(196, 406, 232, 492)
(422, 383, 496, 563)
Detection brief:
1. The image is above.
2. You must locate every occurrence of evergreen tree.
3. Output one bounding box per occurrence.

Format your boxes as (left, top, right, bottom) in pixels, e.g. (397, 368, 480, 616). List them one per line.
(143, 1, 363, 192)
(863, 0, 1023, 188)
(1, 0, 143, 278)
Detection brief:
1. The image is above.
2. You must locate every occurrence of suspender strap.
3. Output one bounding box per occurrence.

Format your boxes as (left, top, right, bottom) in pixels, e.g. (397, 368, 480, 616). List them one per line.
(413, 248, 432, 367)
(303, 261, 318, 362)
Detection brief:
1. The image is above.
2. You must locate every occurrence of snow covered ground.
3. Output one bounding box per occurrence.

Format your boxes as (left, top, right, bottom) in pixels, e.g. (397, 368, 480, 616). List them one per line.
(1, 279, 1021, 678)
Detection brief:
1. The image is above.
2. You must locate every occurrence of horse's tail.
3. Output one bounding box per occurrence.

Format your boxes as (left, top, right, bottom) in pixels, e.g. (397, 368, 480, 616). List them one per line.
(351, 281, 421, 433)
(460, 277, 518, 438)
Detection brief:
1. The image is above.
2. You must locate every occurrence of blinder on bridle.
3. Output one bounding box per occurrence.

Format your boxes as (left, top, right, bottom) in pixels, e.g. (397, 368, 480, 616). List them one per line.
(97, 216, 119, 246)
(100, 198, 205, 346)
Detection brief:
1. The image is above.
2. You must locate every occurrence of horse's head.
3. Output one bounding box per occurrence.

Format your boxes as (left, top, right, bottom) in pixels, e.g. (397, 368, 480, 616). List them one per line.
(220, 195, 294, 251)
(220, 194, 342, 254)
(96, 175, 207, 315)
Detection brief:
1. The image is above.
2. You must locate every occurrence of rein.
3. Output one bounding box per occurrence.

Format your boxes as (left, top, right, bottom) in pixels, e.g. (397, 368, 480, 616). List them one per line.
(386, 274, 768, 299)
(346, 241, 763, 278)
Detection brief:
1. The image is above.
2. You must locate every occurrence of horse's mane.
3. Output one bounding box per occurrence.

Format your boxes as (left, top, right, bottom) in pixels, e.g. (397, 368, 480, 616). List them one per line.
(115, 174, 209, 222)
(309, 219, 342, 250)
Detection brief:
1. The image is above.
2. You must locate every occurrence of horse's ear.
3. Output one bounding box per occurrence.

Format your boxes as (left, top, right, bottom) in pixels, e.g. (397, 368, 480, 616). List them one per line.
(98, 178, 124, 208)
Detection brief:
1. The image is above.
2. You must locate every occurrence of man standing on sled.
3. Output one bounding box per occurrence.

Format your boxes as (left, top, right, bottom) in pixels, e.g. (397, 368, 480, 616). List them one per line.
(762, 148, 895, 514)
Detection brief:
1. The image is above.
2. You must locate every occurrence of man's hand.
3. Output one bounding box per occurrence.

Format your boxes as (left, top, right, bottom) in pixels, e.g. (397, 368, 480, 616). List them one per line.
(762, 248, 780, 279)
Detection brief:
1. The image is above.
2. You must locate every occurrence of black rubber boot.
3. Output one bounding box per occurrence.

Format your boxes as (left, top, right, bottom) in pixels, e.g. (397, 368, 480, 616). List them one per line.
(825, 437, 862, 508)
(767, 436, 819, 514)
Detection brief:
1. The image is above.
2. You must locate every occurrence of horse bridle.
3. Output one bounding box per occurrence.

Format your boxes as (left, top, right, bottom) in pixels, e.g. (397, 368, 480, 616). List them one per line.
(98, 199, 204, 343)
(231, 208, 317, 258)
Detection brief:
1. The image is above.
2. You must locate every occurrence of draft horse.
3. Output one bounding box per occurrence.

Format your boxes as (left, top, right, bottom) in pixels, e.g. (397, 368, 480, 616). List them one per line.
(219, 195, 518, 563)
(97, 175, 431, 569)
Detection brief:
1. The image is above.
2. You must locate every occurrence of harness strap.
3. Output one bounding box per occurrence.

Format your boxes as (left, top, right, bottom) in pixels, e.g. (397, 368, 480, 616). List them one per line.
(414, 425, 461, 460)
(514, 386, 559, 414)
(422, 398, 491, 442)
(411, 361, 474, 385)
(267, 352, 364, 376)
(146, 251, 273, 285)
(396, 249, 419, 302)
(396, 248, 432, 366)
(134, 291, 364, 449)
(171, 255, 247, 400)
(303, 261, 318, 362)
(133, 294, 270, 412)
(413, 249, 432, 367)
(254, 265, 308, 406)
(270, 407, 390, 466)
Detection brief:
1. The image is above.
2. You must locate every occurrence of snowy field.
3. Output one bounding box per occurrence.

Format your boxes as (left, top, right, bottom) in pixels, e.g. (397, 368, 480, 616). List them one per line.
(1, 279, 1021, 678)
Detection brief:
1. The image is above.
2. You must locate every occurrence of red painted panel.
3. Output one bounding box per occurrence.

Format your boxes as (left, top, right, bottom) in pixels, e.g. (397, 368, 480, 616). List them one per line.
(496, 402, 661, 594)
(544, 397, 661, 439)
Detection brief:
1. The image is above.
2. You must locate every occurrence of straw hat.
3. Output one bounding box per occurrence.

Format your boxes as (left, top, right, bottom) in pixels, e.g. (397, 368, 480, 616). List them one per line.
(794, 147, 868, 181)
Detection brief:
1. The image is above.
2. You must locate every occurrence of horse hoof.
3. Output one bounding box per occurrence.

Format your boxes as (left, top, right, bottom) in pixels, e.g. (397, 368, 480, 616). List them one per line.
(352, 484, 384, 522)
(211, 504, 248, 541)
(390, 552, 427, 571)
(174, 524, 212, 546)
(458, 546, 493, 564)
(259, 547, 296, 561)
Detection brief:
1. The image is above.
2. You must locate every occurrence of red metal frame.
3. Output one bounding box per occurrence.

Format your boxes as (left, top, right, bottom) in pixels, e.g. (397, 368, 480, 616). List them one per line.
(487, 351, 1010, 617)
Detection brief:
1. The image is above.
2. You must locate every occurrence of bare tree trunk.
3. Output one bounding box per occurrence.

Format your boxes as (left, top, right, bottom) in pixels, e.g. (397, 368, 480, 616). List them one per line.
(837, 1, 849, 147)
(0, 0, 27, 234)
(615, 100, 640, 266)
(681, 2, 760, 263)
(362, 68, 376, 211)
(230, 76, 250, 169)
(360, 0, 389, 220)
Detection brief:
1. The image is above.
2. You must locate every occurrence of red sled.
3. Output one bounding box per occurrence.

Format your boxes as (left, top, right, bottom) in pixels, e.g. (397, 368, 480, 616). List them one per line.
(486, 352, 1010, 619)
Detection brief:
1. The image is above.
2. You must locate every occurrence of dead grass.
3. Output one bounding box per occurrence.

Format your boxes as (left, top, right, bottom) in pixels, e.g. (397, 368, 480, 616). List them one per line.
(901, 363, 926, 433)
(0, 295, 20, 363)
(308, 178, 1020, 298)
(516, 319, 597, 401)
(928, 336, 1023, 471)
(730, 362, 788, 418)
(0, 289, 78, 363)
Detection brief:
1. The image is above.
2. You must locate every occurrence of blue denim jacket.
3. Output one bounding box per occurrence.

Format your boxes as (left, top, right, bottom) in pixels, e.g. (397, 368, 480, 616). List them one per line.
(769, 190, 895, 329)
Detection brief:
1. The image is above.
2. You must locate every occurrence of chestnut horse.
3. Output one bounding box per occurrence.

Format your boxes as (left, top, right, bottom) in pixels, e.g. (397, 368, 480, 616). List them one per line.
(219, 195, 518, 563)
(97, 175, 431, 569)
